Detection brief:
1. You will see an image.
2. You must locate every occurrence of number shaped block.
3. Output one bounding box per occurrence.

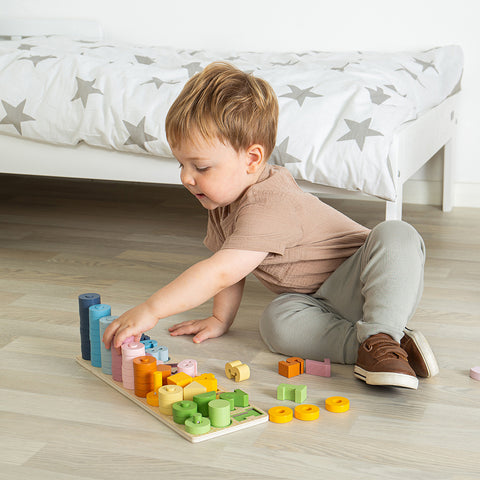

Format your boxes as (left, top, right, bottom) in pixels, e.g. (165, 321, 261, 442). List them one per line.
(305, 358, 331, 377)
(277, 383, 307, 403)
(278, 357, 304, 378)
(225, 361, 250, 382)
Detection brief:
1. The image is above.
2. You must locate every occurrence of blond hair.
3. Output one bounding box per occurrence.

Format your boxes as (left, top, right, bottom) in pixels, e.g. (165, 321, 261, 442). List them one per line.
(166, 62, 278, 159)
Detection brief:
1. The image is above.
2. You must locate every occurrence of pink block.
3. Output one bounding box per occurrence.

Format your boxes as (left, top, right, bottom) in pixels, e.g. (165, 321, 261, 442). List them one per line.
(470, 366, 480, 381)
(305, 358, 331, 377)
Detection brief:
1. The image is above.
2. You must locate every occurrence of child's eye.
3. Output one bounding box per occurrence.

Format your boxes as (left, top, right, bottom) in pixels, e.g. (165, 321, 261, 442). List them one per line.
(195, 166, 210, 172)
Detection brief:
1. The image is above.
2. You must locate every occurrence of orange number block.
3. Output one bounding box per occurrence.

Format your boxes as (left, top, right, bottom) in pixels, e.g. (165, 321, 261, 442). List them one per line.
(278, 357, 305, 378)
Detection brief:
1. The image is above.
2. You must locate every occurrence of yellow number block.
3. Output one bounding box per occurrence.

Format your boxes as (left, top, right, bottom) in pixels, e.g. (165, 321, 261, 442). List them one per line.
(294, 404, 320, 421)
(167, 371, 193, 388)
(268, 406, 293, 423)
(325, 396, 350, 413)
(225, 361, 250, 382)
(193, 373, 217, 392)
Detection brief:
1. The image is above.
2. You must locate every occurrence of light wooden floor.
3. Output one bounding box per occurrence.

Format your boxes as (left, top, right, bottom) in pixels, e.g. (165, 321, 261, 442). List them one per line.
(1, 174, 479, 480)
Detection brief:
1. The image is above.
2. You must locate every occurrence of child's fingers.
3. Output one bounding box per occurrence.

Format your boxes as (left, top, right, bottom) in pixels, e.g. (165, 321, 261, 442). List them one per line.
(192, 322, 223, 344)
(169, 321, 202, 337)
(115, 330, 137, 348)
(193, 330, 210, 343)
(102, 321, 119, 349)
(168, 320, 195, 332)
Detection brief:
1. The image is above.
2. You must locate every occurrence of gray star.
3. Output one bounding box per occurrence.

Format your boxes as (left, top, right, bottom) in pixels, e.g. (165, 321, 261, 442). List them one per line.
(86, 44, 115, 50)
(366, 87, 391, 105)
(141, 77, 179, 89)
(413, 58, 439, 74)
(337, 118, 383, 151)
(270, 137, 302, 165)
(271, 60, 299, 66)
(332, 63, 350, 72)
(0, 99, 35, 135)
(123, 117, 158, 151)
(332, 61, 360, 72)
(20, 55, 56, 66)
(18, 44, 34, 51)
(71, 77, 103, 107)
(280, 85, 322, 107)
(395, 65, 424, 86)
(384, 84, 407, 97)
(182, 62, 203, 77)
(135, 55, 155, 65)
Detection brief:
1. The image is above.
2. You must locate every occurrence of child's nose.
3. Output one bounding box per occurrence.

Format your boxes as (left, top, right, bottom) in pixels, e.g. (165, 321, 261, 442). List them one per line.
(181, 168, 196, 186)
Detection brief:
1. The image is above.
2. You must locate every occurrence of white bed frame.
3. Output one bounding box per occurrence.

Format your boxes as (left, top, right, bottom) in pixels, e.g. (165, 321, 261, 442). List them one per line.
(0, 18, 459, 221)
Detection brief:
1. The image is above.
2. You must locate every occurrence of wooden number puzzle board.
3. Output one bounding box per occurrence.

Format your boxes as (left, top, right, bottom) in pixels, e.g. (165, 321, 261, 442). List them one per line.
(76, 357, 269, 443)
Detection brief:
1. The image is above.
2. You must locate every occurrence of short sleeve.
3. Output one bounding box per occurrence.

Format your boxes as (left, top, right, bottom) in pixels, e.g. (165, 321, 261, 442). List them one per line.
(204, 213, 224, 252)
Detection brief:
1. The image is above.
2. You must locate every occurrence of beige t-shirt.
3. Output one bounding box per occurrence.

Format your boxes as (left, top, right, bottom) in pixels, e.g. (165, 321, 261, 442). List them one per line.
(204, 164, 370, 294)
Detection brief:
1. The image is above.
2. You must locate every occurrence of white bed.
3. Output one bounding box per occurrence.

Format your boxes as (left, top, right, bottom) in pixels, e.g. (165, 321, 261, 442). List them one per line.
(0, 18, 462, 220)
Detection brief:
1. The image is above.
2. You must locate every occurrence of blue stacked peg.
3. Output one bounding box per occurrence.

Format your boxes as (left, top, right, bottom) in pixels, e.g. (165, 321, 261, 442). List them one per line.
(78, 293, 101, 361)
(89, 304, 111, 367)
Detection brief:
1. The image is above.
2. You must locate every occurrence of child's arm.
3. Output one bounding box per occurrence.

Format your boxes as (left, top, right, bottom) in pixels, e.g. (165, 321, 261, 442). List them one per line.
(168, 277, 245, 343)
(103, 249, 267, 349)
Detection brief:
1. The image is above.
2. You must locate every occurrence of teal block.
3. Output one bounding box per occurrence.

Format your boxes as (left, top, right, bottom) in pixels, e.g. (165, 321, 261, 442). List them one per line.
(277, 383, 307, 403)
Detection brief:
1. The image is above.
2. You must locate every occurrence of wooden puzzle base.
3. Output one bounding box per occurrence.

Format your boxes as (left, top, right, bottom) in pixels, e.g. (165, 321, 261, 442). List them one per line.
(76, 357, 269, 442)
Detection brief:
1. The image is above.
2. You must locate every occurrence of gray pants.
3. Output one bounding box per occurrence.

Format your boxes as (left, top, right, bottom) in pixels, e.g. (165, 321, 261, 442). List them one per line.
(259, 220, 426, 364)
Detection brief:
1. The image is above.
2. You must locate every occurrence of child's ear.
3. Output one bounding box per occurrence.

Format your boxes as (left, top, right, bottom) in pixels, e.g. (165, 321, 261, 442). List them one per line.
(245, 144, 264, 173)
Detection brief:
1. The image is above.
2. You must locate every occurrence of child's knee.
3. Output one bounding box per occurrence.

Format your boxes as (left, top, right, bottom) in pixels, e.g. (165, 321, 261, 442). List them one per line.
(369, 220, 425, 260)
(260, 296, 292, 353)
(259, 294, 313, 355)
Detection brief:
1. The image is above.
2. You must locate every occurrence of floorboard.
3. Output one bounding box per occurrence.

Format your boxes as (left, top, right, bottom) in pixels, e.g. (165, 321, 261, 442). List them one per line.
(1, 174, 479, 479)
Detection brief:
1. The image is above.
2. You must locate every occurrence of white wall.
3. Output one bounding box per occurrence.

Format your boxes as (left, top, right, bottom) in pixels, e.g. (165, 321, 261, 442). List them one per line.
(1, 0, 479, 207)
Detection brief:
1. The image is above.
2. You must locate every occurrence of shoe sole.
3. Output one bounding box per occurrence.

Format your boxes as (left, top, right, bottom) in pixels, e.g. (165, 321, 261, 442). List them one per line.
(354, 366, 419, 390)
(404, 327, 439, 378)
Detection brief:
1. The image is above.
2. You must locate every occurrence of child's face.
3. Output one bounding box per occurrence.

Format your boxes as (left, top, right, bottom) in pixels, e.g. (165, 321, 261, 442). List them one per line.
(172, 135, 262, 210)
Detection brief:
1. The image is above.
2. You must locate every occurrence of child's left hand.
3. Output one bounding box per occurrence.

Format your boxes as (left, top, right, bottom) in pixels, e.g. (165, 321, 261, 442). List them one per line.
(168, 315, 231, 344)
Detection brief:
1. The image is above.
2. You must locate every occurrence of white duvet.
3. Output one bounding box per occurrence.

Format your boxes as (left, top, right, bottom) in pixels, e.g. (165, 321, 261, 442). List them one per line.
(0, 36, 463, 200)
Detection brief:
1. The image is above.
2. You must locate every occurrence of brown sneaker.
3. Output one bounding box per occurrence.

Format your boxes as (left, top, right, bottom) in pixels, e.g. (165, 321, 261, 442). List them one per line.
(400, 327, 439, 378)
(354, 333, 418, 389)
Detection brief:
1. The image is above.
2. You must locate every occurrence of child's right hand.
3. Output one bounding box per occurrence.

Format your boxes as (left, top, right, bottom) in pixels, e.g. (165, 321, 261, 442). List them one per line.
(168, 315, 231, 344)
(103, 301, 159, 350)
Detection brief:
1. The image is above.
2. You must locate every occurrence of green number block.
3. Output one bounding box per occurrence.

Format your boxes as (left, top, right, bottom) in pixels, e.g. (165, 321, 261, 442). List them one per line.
(232, 408, 262, 422)
(193, 391, 216, 417)
(277, 383, 307, 403)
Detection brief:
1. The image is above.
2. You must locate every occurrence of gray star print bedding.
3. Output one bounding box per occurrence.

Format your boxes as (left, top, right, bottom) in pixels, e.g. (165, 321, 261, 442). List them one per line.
(0, 36, 463, 200)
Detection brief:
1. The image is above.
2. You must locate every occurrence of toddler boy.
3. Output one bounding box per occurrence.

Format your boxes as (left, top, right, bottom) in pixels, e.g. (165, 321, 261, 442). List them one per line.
(103, 62, 438, 389)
